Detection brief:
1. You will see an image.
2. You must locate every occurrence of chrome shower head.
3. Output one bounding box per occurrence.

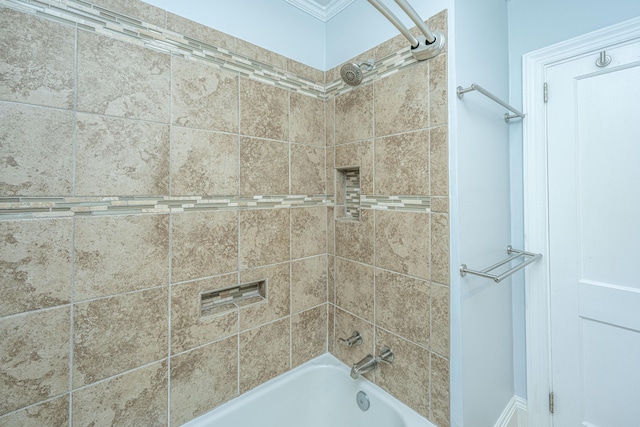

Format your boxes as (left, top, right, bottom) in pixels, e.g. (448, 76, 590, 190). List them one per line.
(340, 60, 374, 86)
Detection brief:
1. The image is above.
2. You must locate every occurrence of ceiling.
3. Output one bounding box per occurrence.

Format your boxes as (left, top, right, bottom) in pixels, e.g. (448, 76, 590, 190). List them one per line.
(282, 0, 356, 21)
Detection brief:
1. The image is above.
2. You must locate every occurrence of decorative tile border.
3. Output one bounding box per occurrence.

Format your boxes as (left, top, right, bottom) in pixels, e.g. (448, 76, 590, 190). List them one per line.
(0, 195, 332, 220)
(0, 0, 421, 100)
(361, 195, 431, 212)
(0, 194, 431, 219)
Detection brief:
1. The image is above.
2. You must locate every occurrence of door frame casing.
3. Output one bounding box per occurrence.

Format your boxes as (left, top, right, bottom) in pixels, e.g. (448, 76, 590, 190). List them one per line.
(522, 16, 640, 427)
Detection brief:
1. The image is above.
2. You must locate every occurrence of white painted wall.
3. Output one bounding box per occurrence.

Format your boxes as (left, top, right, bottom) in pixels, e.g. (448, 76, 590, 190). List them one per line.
(507, 0, 640, 400)
(450, 0, 513, 425)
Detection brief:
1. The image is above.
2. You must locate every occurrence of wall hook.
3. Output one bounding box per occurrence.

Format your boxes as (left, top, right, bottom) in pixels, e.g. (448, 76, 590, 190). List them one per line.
(596, 51, 612, 67)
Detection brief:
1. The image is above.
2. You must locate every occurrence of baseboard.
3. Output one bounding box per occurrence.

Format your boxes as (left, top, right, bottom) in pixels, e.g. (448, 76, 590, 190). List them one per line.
(494, 396, 528, 427)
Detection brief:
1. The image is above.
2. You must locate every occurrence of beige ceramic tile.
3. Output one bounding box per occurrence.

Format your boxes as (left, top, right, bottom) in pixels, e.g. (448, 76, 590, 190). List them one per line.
(325, 98, 335, 146)
(171, 210, 238, 283)
(333, 308, 374, 373)
(374, 130, 429, 196)
(327, 206, 335, 255)
(335, 208, 374, 265)
(328, 255, 335, 304)
(376, 269, 430, 347)
(335, 258, 374, 322)
(335, 140, 374, 194)
(292, 305, 327, 368)
(291, 255, 327, 314)
(171, 127, 239, 196)
(290, 144, 325, 195)
(430, 126, 448, 197)
(431, 213, 450, 285)
(374, 63, 429, 136)
(171, 273, 239, 354)
(239, 318, 290, 393)
(287, 59, 324, 85)
(0, 307, 70, 414)
(0, 395, 69, 427)
(290, 92, 325, 145)
(428, 10, 448, 38)
(375, 328, 430, 418)
(0, 9, 74, 109)
(166, 12, 235, 51)
(235, 39, 288, 70)
(171, 57, 239, 133)
(239, 137, 289, 195)
(239, 209, 290, 269)
(431, 197, 449, 213)
(0, 103, 73, 196)
(92, 0, 166, 27)
(77, 30, 171, 122)
(327, 303, 335, 354)
(429, 53, 448, 127)
(170, 336, 238, 426)
(431, 352, 450, 426)
(73, 288, 168, 387)
(0, 219, 71, 317)
(375, 210, 430, 279)
(290, 206, 327, 259)
(72, 361, 168, 427)
(326, 146, 335, 197)
(431, 283, 449, 357)
(335, 85, 373, 144)
(75, 113, 170, 196)
(239, 77, 289, 141)
(74, 214, 169, 301)
(239, 262, 290, 331)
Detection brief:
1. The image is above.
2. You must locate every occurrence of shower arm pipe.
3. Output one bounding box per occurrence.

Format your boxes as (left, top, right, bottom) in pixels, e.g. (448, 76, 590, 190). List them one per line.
(366, 0, 419, 48)
(393, 0, 436, 44)
(457, 83, 526, 122)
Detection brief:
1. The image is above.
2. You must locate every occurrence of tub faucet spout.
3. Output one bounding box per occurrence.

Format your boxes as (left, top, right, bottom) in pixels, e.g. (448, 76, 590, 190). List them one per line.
(350, 354, 377, 379)
(350, 347, 394, 380)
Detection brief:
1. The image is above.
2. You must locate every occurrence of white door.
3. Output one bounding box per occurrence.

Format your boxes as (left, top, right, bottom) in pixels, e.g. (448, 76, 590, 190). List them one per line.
(546, 39, 640, 426)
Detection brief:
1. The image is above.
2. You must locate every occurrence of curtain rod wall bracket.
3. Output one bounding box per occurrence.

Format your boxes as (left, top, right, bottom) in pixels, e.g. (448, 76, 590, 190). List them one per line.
(411, 33, 446, 61)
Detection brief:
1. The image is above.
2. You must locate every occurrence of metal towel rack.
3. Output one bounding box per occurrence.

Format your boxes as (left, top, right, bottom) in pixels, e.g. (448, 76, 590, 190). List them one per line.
(457, 83, 526, 123)
(460, 246, 541, 283)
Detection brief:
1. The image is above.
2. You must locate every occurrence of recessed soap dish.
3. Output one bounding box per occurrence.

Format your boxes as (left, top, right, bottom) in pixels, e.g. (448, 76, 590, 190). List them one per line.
(200, 280, 266, 317)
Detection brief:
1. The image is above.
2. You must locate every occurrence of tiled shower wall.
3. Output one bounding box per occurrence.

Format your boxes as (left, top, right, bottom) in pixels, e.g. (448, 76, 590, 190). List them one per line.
(326, 12, 450, 427)
(0, 1, 449, 426)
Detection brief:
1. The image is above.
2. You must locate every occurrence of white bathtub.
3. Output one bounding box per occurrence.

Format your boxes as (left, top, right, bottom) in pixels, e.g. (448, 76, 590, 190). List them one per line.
(182, 352, 436, 427)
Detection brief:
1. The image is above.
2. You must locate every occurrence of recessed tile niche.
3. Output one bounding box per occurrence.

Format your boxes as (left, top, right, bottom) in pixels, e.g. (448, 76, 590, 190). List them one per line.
(336, 167, 360, 221)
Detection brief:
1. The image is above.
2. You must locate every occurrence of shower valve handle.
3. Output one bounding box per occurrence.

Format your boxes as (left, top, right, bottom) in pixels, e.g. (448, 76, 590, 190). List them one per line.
(339, 331, 363, 347)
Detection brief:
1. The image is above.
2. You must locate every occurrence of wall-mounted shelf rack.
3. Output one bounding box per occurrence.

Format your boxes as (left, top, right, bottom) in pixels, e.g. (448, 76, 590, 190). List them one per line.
(460, 246, 541, 283)
(457, 83, 526, 123)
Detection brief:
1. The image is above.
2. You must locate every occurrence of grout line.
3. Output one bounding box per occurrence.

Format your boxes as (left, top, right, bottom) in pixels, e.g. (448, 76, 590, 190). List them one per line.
(68, 26, 79, 425)
(68, 215, 76, 426)
(166, 211, 173, 425)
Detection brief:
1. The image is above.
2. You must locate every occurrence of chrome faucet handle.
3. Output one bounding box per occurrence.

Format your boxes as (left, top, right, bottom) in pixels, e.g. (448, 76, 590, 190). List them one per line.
(378, 346, 394, 364)
(339, 331, 363, 347)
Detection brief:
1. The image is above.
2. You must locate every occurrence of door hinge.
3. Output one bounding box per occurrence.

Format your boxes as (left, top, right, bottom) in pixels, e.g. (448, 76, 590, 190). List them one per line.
(544, 83, 548, 103)
(549, 392, 555, 414)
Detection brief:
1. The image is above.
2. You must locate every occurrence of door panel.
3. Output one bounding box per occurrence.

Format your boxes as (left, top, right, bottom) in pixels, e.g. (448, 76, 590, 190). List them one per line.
(546, 39, 640, 427)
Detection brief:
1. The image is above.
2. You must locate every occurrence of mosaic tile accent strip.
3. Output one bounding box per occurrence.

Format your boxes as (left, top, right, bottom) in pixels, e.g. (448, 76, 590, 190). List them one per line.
(345, 169, 360, 220)
(0, 0, 424, 100)
(0, 194, 430, 219)
(360, 195, 431, 213)
(0, 195, 332, 220)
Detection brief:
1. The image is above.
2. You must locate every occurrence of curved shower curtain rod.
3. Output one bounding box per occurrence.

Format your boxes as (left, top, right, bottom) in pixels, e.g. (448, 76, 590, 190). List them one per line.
(366, 0, 445, 61)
